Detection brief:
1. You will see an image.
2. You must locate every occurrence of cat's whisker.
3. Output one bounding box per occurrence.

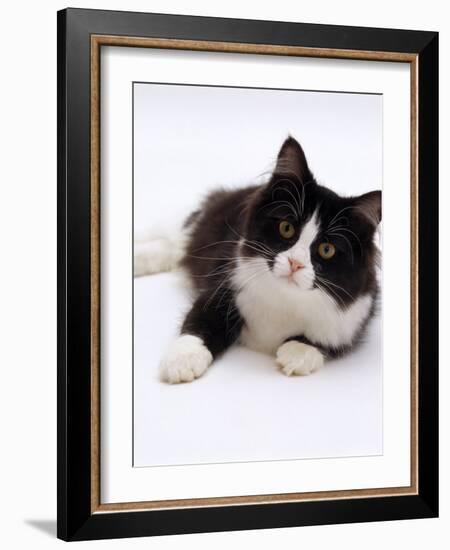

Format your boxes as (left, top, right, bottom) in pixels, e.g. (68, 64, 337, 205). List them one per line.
(272, 174, 311, 217)
(191, 265, 243, 279)
(327, 217, 350, 230)
(211, 261, 268, 280)
(225, 301, 240, 335)
(327, 206, 358, 229)
(215, 265, 269, 311)
(287, 178, 304, 217)
(246, 240, 274, 256)
(242, 239, 273, 256)
(260, 200, 299, 220)
(316, 275, 341, 296)
(234, 266, 270, 293)
(223, 221, 275, 258)
(327, 231, 355, 265)
(328, 227, 363, 263)
(191, 236, 274, 261)
(186, 255, 235, 262)
(204, 259, 269, 311)
(240, 247, 272, 261)
(315, 278, 345, 308)
(328, 226, 363, 252)
(191, 239, 242, 253)
(225, 222, 275, 257)
(273, 182, 301, 216)
(238, 242, 274, 260)
(186, 254, 261, 262)
(202, 271, 237, 311)
(314, 280, 339, 309)
(316, 275, 355, 302)
(240, 240, 273, 256)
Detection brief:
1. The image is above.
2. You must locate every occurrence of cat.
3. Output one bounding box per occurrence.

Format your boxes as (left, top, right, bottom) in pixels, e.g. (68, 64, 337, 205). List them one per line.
(135, 136, 381, 383)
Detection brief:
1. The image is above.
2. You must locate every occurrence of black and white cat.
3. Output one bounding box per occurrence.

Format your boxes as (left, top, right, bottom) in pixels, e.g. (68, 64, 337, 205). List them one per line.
(135, 137, 381, 383)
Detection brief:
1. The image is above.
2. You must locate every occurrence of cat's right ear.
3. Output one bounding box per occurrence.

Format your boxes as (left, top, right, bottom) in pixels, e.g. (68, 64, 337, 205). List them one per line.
(353, 190, 382, 227)
(274, 136, 313, 184)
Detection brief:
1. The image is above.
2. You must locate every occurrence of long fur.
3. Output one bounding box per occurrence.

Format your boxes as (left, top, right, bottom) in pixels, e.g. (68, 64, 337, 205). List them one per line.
(136, 136, 381, 383)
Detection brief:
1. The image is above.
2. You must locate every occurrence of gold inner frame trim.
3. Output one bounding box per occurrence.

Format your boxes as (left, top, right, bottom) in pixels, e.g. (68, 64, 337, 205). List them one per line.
(90, 34, 419, 514)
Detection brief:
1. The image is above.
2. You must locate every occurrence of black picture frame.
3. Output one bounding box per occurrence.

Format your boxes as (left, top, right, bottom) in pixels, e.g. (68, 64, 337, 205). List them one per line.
(57, 7, 438, 541)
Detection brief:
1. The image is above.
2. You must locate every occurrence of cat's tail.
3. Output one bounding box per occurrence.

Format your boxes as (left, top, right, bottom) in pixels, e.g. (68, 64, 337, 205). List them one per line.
(134, 226, 188, 277)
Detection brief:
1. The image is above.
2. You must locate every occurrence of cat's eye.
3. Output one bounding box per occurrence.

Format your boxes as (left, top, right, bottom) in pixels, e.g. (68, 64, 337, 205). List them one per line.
(278, 220, 296, 239)
(318, 242, 336, 259)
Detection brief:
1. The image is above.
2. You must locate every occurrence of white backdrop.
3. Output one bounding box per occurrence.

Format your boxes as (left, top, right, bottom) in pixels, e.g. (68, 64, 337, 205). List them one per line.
(0, 1, 447, 549)
(133, 83, 384, 468)
(134, 83, 382, 234)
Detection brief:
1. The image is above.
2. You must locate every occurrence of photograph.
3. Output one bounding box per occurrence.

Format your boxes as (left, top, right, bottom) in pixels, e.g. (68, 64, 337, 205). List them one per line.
(0, 0, 445, 545)
(133, 83, 383, 467)
(55, 7, 438, 541)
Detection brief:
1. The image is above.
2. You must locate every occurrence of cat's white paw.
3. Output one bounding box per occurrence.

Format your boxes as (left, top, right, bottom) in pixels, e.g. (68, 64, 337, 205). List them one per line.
(160, 335, 213, 384)
(276, 341, 324, 376)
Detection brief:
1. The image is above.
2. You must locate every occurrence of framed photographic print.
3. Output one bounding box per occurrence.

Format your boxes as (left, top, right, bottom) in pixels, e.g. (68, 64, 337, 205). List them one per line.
(57, 8, 438, 541)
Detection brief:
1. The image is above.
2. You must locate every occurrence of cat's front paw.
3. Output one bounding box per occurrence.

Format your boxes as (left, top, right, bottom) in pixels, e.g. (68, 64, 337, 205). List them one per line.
(276, 341, 324, 376)
(160, 334, 213, 384)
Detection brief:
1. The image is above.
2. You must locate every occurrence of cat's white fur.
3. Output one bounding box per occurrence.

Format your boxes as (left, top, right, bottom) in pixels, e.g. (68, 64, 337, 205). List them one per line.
(134, 230, 187, 277)
(160, 334, 213, 384)
(276, 341, 324, 376)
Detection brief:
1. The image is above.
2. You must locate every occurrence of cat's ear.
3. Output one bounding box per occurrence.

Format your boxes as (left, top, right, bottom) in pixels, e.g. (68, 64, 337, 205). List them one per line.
(274, 136, 313, 184)
(353, 190, 382, 227)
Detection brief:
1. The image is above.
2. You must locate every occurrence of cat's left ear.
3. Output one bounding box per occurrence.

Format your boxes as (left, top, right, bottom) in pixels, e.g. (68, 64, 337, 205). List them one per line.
(353, 190, 382, 227)
(274, 136, 313, 184)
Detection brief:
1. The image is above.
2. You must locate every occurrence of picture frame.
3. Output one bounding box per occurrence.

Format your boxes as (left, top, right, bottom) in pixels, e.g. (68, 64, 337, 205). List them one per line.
(57, 7, 438, 541)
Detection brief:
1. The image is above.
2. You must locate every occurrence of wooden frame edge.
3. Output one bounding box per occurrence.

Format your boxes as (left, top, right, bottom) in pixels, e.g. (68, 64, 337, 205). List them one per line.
(410, 55, 419, 496)
(92, 34, 417, 62)
(91, 34, 101, 513)
(94, 485, 417, 513)
(89, 34, 420, 514)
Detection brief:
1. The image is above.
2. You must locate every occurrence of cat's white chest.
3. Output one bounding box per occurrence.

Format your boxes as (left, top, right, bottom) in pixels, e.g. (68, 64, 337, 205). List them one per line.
(236, 284, 306, 354)
(233, 264, 372, 355)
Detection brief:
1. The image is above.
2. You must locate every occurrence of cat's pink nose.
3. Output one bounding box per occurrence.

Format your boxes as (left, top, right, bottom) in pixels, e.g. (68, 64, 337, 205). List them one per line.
(289, 258, 304, 273)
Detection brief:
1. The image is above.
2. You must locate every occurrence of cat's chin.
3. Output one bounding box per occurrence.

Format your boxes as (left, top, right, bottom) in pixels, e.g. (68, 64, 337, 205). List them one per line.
(277, 275, 313, 292)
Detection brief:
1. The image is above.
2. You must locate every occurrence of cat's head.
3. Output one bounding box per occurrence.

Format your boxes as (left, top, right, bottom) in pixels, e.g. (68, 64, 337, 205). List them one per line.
(242, 136, 381, 307)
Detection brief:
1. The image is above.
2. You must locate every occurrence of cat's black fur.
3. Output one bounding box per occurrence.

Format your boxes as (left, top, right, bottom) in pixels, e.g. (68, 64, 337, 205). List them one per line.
(180, 137, 381, 359)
